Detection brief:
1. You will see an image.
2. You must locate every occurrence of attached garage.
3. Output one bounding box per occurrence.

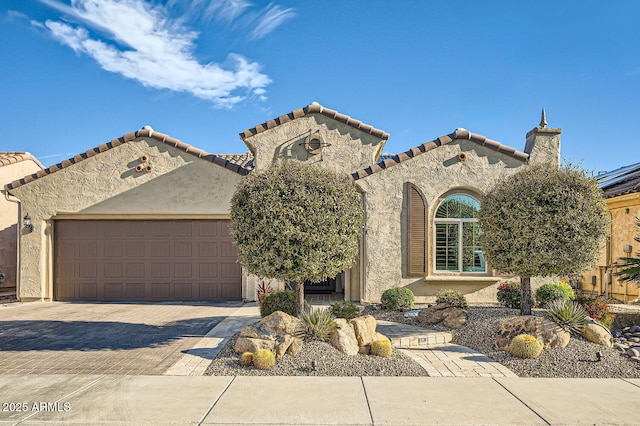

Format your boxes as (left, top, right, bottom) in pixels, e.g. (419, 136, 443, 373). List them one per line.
(54, 220, 242, 301)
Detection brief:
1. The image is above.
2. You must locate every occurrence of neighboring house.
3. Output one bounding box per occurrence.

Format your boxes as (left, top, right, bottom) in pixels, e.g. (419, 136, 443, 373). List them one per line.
(0, 153, 44, 296)
(4, 103, 560, 303)
(578, 163, 640, 303)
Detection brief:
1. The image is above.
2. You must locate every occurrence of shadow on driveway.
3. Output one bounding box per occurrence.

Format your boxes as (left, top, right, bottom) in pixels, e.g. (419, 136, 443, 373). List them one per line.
(0, 317, 224, 351)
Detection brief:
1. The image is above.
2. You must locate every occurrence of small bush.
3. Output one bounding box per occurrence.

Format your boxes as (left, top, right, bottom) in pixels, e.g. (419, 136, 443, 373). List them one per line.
(380, 287, 415, 311)
(496, 281, 528, 309)
(535, 281, 574, 308)
(239, 352, 253, 367)
(435, 289, 468, 309)
(330, 300, 361, 319)
(260, 290, 297, 317)
(371, 339, 393, 357)
(544, 299, 587, 335)
(301, 308, 335, 341)
(509, 334, 543, 359)
(577, 296, 614, 329)
(252, 349, 276, 370)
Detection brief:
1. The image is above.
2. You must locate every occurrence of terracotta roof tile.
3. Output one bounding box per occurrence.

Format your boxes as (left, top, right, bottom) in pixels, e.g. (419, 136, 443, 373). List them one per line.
(350, 129, 529, 180)
(0, 152, 44, 169)
(239, 103, 390, 141)
(4, 128, 252, 191)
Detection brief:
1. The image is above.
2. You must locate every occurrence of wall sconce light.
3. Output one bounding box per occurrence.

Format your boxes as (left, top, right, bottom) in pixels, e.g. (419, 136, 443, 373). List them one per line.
(23, 214, 33, 233)
(590, 276, 597, 285)
(624, 245, 633, 255)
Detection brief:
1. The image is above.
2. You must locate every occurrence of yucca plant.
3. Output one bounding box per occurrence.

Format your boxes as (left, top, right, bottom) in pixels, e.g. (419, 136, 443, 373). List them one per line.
(301, 308, 335, 341)
(544, 298, 587, 335)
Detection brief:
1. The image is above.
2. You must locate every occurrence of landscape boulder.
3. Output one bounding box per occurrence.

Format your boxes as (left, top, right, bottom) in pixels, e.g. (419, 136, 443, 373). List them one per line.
(417, 303, 468, 329)
(234, 311, 303, 359)
(582, 318, 613, 348)
(330, 318, 359, 356)
(495, 316, 570, 350)
(350, 315, 378, 347)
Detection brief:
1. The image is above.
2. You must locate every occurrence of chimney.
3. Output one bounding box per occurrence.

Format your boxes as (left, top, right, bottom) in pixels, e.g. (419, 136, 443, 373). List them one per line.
(524, 108, 561, 168)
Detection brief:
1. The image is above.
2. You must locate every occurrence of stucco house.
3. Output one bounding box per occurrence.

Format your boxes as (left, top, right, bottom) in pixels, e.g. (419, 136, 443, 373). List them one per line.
(578, 163, 640, 303)
(0, 152, 44, 296)
(4, 103, 560, 304)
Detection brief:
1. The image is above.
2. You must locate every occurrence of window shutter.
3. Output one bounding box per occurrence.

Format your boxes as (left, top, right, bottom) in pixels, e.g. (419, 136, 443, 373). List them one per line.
(407, 183, 427, 276)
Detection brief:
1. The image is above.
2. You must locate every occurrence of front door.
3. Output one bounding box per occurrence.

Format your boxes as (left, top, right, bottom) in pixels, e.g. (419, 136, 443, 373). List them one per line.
(304, 276, 337, 293)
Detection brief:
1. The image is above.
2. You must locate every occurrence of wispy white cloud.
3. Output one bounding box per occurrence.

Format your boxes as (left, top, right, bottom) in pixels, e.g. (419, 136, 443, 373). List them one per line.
(36, 0, 276, 107)
(250, 3, 295, 39)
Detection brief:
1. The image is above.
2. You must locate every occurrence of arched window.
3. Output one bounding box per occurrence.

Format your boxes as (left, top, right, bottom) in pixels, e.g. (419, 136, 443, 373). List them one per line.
(434, 194, 486, 273)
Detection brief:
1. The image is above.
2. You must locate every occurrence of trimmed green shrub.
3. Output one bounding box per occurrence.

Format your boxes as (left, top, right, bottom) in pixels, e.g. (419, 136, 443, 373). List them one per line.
(260, 290, 297, 317)
(509, 334, 543, 359)
(329, 300, 361, 320)
(435, 289, 468, 309)
(535, 281, 575, 308)
(301, 308, 335, 341)
(371, 339, 393, 357)
(497, 281, 528, 309)
(239, 352, 253, 367)
(252, 349, 276, 370)
(380, 287, 415, 311)
(544, 299, 587, 335)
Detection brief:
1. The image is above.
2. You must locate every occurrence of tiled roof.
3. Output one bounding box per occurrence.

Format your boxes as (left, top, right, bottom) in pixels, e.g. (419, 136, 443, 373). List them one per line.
(350, 128, 529, 180)
(239, 102, 390, 141)
(598, 162, 640, 199)
(4, 128, 251, 191)
(0, 152, 44, 169)
(216, 153, 255, 171)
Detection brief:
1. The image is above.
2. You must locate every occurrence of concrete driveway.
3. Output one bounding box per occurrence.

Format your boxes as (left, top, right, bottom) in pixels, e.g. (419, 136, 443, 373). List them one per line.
(0, 301, 242, 375)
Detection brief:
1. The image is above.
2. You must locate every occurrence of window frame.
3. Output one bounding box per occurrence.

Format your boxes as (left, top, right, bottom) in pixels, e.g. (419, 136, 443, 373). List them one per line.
(433, 193, 486, 274)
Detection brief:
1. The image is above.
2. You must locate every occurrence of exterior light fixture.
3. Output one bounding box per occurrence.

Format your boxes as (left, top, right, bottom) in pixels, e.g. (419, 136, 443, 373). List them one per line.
(23, 214, 33, 233)
(596, 351, 603, 361)
(623, 245, 633, 255)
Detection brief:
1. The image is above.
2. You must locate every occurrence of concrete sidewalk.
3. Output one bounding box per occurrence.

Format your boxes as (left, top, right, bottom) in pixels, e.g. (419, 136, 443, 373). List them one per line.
(0, 375, 638, 425)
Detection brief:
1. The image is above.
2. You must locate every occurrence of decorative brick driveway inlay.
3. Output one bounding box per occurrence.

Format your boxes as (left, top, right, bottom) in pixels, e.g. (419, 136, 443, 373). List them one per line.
(0, 301, 242, 375)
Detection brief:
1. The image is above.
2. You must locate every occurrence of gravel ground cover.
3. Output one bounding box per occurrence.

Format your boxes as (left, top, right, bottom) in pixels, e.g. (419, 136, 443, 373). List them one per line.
(206, 305, 640, 378)
(369, 305, 640, 378)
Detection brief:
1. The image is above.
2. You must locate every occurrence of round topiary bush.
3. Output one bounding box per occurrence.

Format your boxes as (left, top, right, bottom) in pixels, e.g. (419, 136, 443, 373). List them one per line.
(330, 300, 361, 320)
(496, 281, 528, 309)
(435, 289, 468, 309)
(509, 334, 543, 359)
(239, 352, 253, 367)
(252, 349, 276, 370)
(260, 290, 297, 317)
(380, 287, 415, 311)
(371, 339, 393, 357)
(535, 281, 575, 308)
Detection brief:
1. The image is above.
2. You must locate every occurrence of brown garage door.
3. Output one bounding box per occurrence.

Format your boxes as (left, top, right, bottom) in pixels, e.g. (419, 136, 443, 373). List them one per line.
(54, 220, 242, 301)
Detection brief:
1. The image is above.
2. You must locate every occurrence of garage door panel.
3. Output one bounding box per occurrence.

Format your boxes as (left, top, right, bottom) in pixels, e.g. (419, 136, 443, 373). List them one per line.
(54, 220, 241, 301)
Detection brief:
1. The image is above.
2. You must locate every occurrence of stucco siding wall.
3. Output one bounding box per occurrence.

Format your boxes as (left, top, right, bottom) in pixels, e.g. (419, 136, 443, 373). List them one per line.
(9, 138, 241, 300)
(246, 114, 385, 175)
(356, 139, 528, 303)
(0, 160, 43, 289)
(579, 194, 640, 302)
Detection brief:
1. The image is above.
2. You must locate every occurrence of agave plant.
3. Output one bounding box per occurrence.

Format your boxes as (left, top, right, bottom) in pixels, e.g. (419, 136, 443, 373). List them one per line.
(301, 308, 335, 341)
(544, 299, 587, 335)
(615, 217, 640, 286)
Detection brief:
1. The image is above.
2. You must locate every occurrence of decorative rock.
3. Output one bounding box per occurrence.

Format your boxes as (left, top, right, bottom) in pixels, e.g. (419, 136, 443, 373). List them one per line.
(261, 311, 304, 336)
(286, 337, 303, 355)
(350, 315, 377, 347)
(495, 316, 570, 350)
(626, 348, 640, 358)
(582, 319, 613, 348)
(404, 309, 421, 318)
(631, 357, 640, 363)
(330, 319, 359, 356)
(234, 336, 275, 354)
(417, 304, 468, 329)
(239, 324, 273, 340)
(275, 334, 294, 358)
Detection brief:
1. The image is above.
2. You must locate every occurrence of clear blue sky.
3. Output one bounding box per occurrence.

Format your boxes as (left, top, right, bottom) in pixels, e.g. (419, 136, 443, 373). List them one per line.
(2, 1, 639, 174)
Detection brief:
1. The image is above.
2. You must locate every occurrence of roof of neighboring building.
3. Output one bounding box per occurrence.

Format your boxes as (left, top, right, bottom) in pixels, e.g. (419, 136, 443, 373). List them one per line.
(349, 128, 530, 180)
(0, 152, 44, 169)
(4, 127, 252, 192)
(239, 102, 390, 141)
(598, 162, 640, 199)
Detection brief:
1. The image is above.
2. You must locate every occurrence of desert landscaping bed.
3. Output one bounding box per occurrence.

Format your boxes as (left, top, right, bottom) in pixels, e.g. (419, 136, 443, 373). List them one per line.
(206, 305, 640, 378)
